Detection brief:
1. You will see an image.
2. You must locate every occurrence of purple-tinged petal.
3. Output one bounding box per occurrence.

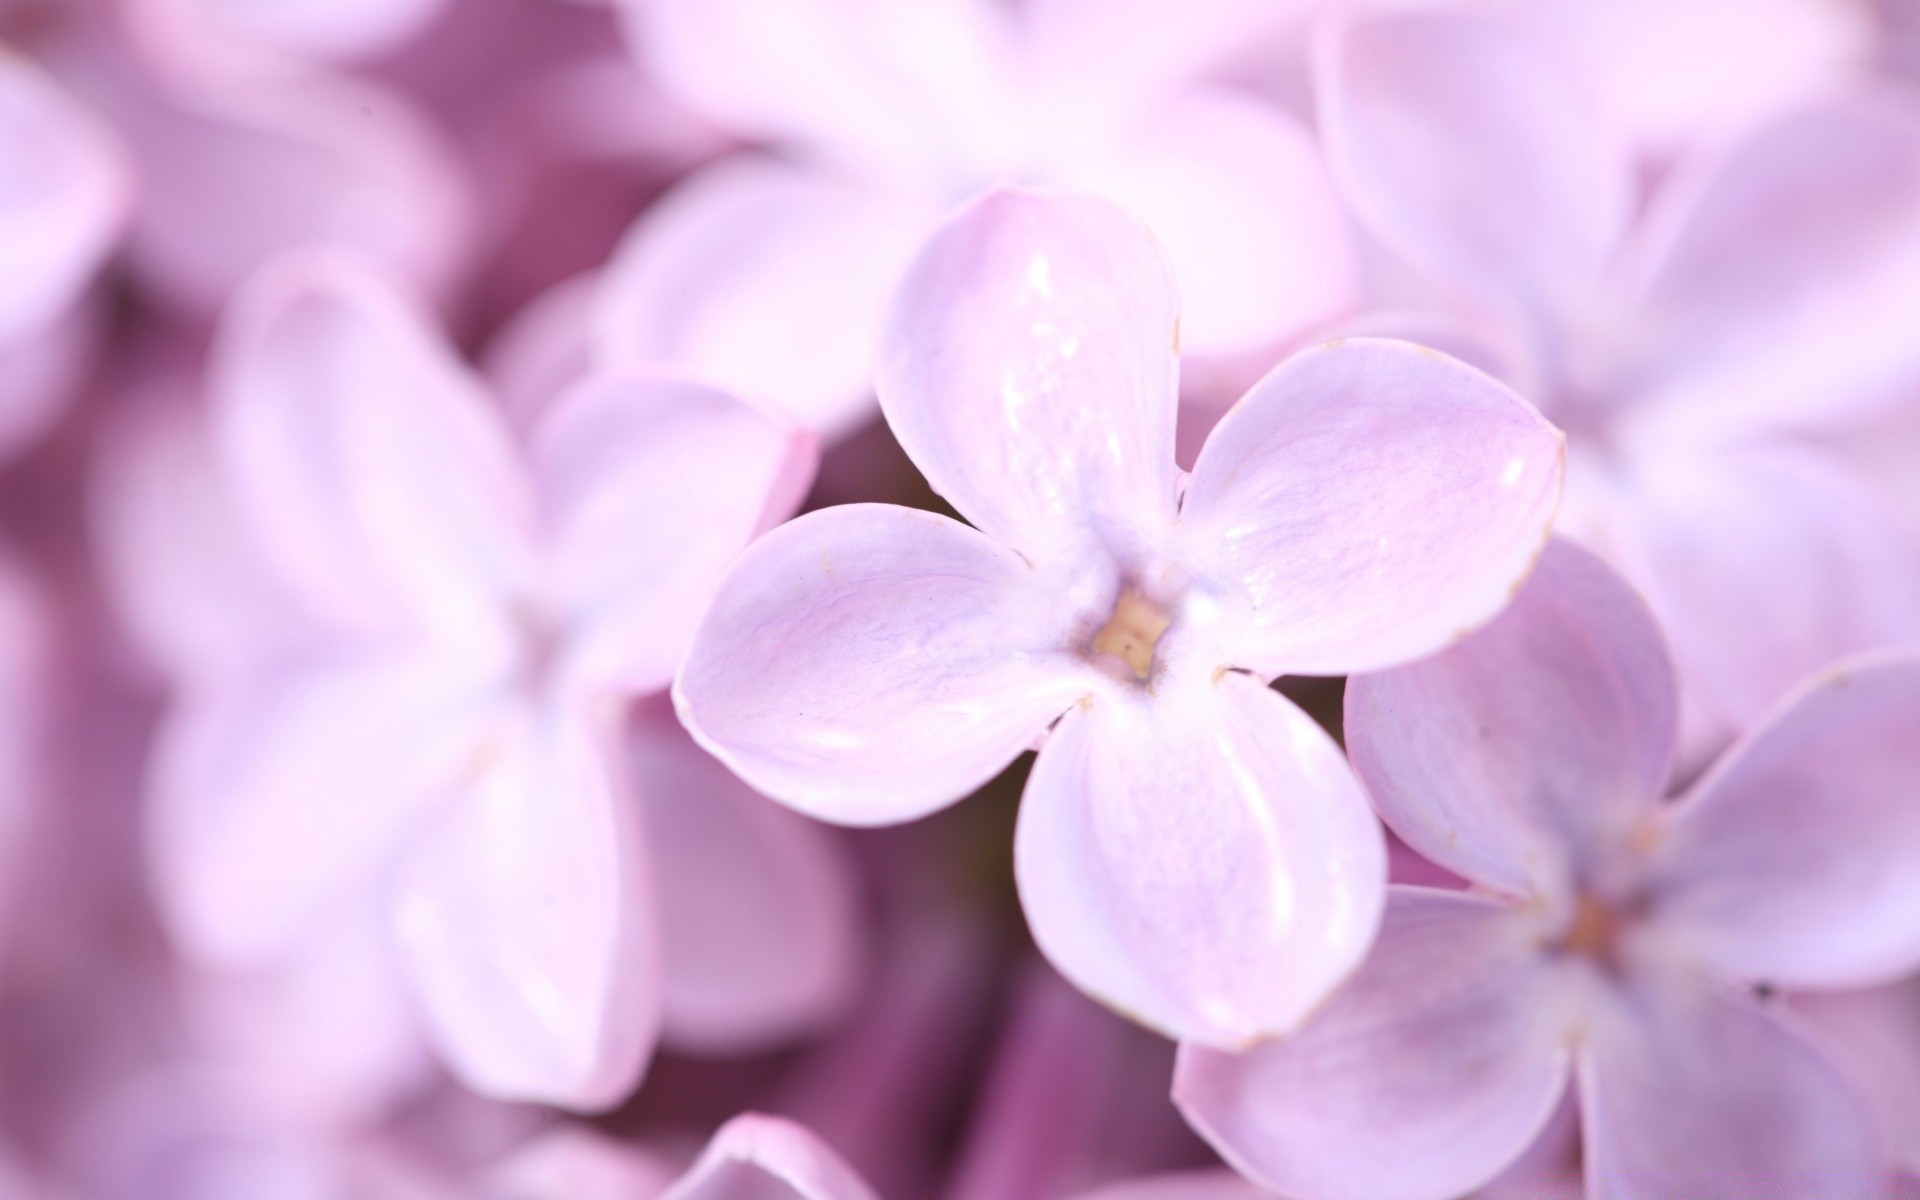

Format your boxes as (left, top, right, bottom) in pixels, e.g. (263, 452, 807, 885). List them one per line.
(593, 157, 931, 439)
(1593, 440, 1920, 732)
(1175, 887, 1570, 1200)
(536, 373, 815, 695)
(1180, 338, 1563, 678)
(0, 295, 96, 463)
(1645, 654, 1920, 990)
(0, 53, 129, 346)
(1064, 1171, 1271, 1200)
(1017, 672, 1384, 1047)
(1796, 981, 1920, 1176)
(485, 1128, 674, 1200)
(150, 650, 493, 963)
(1579, 982, 1881, 1198)
(395, 710, 659, 1109)
(1315, 7, 1629, 325)
(1025, 0, 1304, 105)
(622, 0, 1008, 172)
(663, 1113, 880, 1200)
(877, 189, 1181, 564)
(214, 251, 534, 635)
(128, 0, 451, 75)
(1623, 91, 1920, 435)
(484, 270, 598, 436)
(629, 702, 862, 1053)
(675, 504, 1095, 826)
(1070, 89, 1356, 358)
(1345, 540, 1674, 902)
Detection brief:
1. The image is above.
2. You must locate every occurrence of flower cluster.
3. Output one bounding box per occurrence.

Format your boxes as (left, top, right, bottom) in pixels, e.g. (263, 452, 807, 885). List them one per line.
(0, 0, 1917, 1196)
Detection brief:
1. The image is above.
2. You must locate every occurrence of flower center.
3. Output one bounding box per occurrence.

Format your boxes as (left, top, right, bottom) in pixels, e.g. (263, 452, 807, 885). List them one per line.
(1089, 588, 1172, 681)
(1551, 892, 1634, 975)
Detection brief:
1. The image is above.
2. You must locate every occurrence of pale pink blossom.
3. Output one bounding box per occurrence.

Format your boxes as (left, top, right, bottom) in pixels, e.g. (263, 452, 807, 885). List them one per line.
(103, 251, 832, 1108)
(1177, 540, 1920, 1199)
(1317, 6, 1920, 752)
(123, 0, 453, 85)
(676, 189, 1565, 1048)
(593, 0, 1356, 437)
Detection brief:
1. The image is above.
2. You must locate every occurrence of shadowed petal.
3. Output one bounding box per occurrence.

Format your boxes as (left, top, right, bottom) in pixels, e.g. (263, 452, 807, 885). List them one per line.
(1580, 983, 1881, 1199)
(877, 189, 1182, 564)
(1180, 338, 1563, 678)
(1345, 540, 1675, 901)
(1175, 888, 1569, 1200)
(676, 504, 1095, 826)
(395, 711, 659, 1110)
(1017, 672, 1384, 1047)
(664, 1113, 881, 1200)
(1648, 654, 1920, 990)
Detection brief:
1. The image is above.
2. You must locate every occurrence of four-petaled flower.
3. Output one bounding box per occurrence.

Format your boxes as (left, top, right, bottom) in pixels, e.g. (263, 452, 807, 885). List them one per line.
(676, 188, 1565, 1047)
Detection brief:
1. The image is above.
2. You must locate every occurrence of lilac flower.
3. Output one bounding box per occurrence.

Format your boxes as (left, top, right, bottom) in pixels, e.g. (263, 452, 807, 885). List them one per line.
(595, 0, 1355, 436)
(1176, 540, 1920, 1199)
(1316, 6, 1920, 754)
(110, 251, 828, 1108)
(676, 188, 1565, 1047)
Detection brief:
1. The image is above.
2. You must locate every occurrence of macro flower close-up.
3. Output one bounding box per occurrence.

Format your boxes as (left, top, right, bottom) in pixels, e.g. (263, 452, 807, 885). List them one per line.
(0, 0, 1913, 1196)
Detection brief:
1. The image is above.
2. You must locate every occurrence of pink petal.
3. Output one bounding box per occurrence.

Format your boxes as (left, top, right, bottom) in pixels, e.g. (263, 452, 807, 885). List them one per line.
(1016, 671, 1385, 1047)
(394, 710, 659, 1109)
(128, 0, 451, 73)
(622, 0, 1008, 171)
(1624, 91, 1920, 435)
(1064, 1171, 1272, 1200)
(675, 504, 1095, 825)
(0, 295, 96, 463)
(1597, 441, 1920, 732)
(534, 373, 816, 695)
(149, 649, 492, 963)
(1025, 0, 1305, 104)
(1796, 981, 1920, 1176)
(1579, 983, 1881, 1198)
(0, 54, 129, 345)
(1175, 887, 1570, 1200)
(213, 251, 534, 635)
(107, 68, 474, 316)
(1496, 0, 1875, 154)
(664, 1113, 881, 1200)
(1315, 7, 1630, 324)
(1344, 540, 1674, 901)
(1646, 653, 1920, 990)
(90, 385, 306, 685)
(594, 157, 931, 438)
(876, 188, 1181, 564)
(483, 270, 599, 436)
(628, 702, 862, 1053)
(486, 1128, 675, 1199)
(1070, 88, 1356, 357)
(1179, 338, 1563, 677)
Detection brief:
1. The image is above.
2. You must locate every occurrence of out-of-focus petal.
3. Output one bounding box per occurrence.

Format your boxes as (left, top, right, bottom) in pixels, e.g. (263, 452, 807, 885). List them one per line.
(1175, 888, 1569, 1200)
(1646, 654, 1920, 990)
(594, 157, 930, 439)
(485, 1127, 675, 1200)
(536, 374, 816, 695)
(676, 504, 1095, 825)
(1596, 439, 1920, 730)
(663, 1113, 880, 1200)
(150, 649, 492, 963)
(0, 52, 129, 346)
(127, 0, 452, 80)
(878, 188, 1181, 563)
(1315, 7, 1629, 326)
(1623, 92, 1920, 435)
(108, 69, 474, 315)
(622, 0, 1008, 173)
(1345, 540, 1674, 902)
(1070, 88, 1355, 358)
(90, 386, 306, 684)
(395, 710, 659, 1109)
(214, 251, 533, 636)
(1025, 0, 1305, 106)
(1016, 672, 1384, 1048)
(1495, 0, 1875, 154)
(1579, 983, 1881, 1198)
(0, 295, 96, 462)
(629, 702, 861, 1053)
(1795, 981, 1920, 1176)
(1179, 339, 1563, 678)
(1064, 1171, 1272, 1200)
(484, 270, 598, 435)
